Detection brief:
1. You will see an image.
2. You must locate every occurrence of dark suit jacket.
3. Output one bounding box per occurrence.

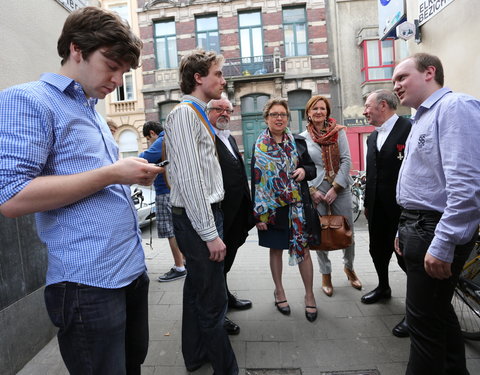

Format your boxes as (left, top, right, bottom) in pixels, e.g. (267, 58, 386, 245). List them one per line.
(364, 116, 412, 222)
(216, 135, 255, 249)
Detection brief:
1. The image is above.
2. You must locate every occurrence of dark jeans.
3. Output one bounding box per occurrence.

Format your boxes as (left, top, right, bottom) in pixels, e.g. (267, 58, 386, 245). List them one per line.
(44, 271, 149, 375)
(398, 210, 475, 375)
(172, 205, 238, 374)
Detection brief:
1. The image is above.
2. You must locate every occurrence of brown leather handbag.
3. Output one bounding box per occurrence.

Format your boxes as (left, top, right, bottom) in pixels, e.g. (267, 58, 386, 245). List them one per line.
(310, 206, 352, 251)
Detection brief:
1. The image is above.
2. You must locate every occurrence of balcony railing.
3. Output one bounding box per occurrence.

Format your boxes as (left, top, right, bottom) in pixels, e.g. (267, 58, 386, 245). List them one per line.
(223, 55, 279, 78)
(112, 101, 137, 113)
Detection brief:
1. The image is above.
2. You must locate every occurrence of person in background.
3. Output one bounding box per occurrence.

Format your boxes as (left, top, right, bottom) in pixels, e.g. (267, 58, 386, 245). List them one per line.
(0, 7, 163, 374)
(361, 89, 411, 338)
(139, 121, 186, 282)
(300, 95, 362, 297)
(107, 118, 118, 136)
(252, 98, 319, 322)
(207, 95, 255, 335)
(393, 53, 480, 374)
(163, 49, 238, 374)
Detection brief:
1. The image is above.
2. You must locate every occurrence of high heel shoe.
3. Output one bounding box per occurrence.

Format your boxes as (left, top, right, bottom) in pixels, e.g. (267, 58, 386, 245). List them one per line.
(322, 274, 333, 297)
(304, 296, 317, 322)
(305, 305, 317, 322)
(344, 267, 362, 290)
(274, 291, 291, 315)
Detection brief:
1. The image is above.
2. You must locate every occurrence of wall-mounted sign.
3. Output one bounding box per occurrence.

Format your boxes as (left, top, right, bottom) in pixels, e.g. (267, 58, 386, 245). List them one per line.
(378, 0, 406, 40)
(344, 118, 369, 127)
(418, 0, 456, 26)
(55, 0, 87, 13)
(396, 21, 415, 40)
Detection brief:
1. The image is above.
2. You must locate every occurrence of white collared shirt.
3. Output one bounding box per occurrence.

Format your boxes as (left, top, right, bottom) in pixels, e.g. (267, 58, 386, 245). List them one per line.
(216, 129, 237, 159)
(376, 113, 399, 151)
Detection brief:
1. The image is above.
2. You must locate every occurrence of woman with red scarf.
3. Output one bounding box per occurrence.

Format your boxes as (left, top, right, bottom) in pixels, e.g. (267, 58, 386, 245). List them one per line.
(300, 95, 362, 297)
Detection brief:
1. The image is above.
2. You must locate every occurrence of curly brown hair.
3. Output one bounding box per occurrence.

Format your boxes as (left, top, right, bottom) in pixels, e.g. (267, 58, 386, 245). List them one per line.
(179, 49, 224, 95)
(57, 6, 142, 68)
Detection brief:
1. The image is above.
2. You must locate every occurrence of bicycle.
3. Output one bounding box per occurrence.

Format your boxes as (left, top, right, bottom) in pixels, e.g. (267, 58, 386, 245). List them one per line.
(452, 231, 480, 340)
(351, 171, 366, 223)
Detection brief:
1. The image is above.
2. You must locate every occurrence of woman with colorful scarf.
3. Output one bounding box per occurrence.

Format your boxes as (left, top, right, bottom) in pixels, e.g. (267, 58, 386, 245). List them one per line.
(252, 98, 319, 322)
(300, 95, 362, 297)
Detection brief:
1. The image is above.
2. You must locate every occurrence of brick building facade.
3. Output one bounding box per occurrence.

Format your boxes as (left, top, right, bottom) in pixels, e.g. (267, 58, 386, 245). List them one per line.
(138, 0, 334, 171)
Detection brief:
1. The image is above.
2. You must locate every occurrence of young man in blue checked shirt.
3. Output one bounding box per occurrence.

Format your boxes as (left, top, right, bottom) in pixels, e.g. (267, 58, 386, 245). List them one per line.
(0, 7, 163, 375)
(164, 49, 238, 374)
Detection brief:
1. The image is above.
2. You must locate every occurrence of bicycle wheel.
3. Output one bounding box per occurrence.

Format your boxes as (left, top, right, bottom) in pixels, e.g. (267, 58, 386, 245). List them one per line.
(452, 281, 480, 340)
(351, 189, 362, 223)
(452, 242, 480, 340)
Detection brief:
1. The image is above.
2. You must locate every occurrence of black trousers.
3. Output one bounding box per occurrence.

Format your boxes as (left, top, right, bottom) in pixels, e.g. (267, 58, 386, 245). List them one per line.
(172, 205, 238, 375)
(223, 202, 250, 275)
(368, 202, 406, 288)
(398, 209, 475, 375)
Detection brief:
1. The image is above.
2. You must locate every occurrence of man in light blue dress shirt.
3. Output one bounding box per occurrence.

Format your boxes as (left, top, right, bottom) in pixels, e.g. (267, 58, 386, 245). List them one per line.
(392, 53, 480, 375)
(0, 7, 163, 374)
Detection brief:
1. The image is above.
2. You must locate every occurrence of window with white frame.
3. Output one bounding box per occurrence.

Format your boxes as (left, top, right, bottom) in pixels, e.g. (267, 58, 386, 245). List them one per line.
(109, 3, 129, 24)
(118, 129, 139, 159)
(154, 20, 178, 69)
(114, 71, 134, 102)
(360, 39, 395, 82)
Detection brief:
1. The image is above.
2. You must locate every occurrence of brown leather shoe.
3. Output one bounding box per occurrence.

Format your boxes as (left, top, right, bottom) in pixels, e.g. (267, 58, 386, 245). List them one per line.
(344, 267, 362, 290)
(322, 274, 333, 297)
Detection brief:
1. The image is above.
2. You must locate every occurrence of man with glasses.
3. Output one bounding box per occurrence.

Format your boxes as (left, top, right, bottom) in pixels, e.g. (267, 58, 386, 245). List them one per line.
(207, 95, 255, 335)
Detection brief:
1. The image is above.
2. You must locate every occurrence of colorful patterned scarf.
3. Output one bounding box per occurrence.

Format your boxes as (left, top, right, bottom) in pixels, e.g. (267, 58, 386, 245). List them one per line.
(307, 118, 346, 183)
(252, 127, 308, 265)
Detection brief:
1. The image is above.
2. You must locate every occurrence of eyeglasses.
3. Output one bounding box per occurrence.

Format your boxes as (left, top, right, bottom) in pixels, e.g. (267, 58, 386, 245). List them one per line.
(268, 112, 288, 119)
(209, 107, 234, 114)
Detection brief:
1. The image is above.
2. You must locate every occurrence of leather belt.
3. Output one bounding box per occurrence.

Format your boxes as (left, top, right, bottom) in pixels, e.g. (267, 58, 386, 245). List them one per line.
(172, 202, 221, 215)
(401, 208, 442, 220)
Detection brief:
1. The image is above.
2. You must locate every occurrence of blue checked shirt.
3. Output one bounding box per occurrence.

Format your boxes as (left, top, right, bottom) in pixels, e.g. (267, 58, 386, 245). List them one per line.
(397, 87, 480, 263)
(0, 73, 146, 288)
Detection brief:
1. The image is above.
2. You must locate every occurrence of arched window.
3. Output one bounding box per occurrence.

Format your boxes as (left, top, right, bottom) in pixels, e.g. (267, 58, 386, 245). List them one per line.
(118, 129, 139, 159)
(288, 89, 311, 133)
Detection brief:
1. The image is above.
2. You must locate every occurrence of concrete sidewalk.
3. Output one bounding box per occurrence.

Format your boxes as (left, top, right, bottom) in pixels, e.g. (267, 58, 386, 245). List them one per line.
(17, 218, 480, 374)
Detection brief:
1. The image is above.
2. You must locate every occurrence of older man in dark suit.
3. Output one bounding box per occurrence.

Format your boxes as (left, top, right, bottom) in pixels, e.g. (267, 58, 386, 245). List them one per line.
(207, 95, 255, 335)
(361, 89, 411, 337)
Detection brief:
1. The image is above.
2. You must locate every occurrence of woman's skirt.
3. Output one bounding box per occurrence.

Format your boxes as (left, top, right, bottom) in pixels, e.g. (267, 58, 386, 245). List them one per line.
(258, 205, 290, 250)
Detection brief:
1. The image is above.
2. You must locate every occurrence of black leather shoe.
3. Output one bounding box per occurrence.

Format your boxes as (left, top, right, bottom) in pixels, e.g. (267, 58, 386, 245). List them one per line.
(360, 287, 392, 304)
(392, 317, 409, 338)
(305, 306, 317, 322)
(186, 362, 205, 372)
(224, 316, 240, 335)
(274, 292, 291, 315)
(228, 293, 252, 310)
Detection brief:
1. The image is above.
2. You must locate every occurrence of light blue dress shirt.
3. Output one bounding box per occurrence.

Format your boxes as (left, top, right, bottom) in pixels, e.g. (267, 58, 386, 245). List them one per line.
(0, 73, 146, 288)
(397, 87, 480, 263)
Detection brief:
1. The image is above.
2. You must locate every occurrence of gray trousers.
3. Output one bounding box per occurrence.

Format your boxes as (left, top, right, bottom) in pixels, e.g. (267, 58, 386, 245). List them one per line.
(315, 180, 355, 274)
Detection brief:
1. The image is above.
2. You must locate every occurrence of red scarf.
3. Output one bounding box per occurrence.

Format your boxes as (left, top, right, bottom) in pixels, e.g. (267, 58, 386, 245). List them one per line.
(307, 118, 346, 183)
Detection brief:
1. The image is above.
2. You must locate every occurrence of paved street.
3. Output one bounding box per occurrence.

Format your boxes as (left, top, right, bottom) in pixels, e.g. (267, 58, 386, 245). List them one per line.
(17, 216, 480, 374)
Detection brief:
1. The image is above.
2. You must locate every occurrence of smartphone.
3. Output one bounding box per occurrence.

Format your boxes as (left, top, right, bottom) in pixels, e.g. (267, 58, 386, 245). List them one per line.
(155, 160, 170, 167)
